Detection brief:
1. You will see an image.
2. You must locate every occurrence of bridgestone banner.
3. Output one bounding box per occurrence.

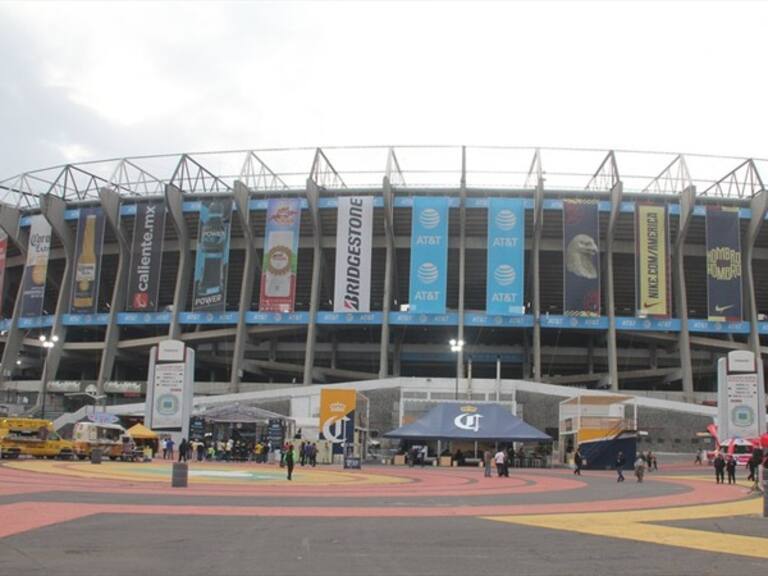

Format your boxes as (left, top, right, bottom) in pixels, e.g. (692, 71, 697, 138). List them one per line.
(260, 198, 301, 313)
(635, 204, 670, 318)
(0, 232, 6, 317)
(70, 207, 106, 314)
(20, 215, 52, 318)
(563, 199, 600, 317)
(486, 198, 525, 316)
(705, 205, 742, 322)
(409, 196, 449, 314)
(126, 201, 166, 312)
(192, 199, 233, 312)
(334, 196, 373, 312)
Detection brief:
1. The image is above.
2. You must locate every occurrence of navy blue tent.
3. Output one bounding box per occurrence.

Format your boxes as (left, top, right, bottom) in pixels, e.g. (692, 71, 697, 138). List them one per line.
(384, 403, 551, 442)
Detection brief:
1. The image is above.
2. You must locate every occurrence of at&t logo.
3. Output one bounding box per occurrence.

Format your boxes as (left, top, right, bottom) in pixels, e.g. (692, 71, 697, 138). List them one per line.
(419, 208, 441, 229)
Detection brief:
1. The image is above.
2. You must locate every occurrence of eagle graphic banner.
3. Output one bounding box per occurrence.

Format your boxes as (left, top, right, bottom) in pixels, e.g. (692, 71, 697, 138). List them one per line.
(635, 204, 670, 318)
(705, 205, 742, 322)
(563, 199, 600, 317)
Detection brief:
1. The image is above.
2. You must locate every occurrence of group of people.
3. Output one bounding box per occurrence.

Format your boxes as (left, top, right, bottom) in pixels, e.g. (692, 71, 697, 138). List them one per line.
(481, 447, 531, 477)
(570, 448, 658, 483)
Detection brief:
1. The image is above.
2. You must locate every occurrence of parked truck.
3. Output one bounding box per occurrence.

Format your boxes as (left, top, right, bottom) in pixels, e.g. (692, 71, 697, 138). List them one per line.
(0, 418, 75, 459)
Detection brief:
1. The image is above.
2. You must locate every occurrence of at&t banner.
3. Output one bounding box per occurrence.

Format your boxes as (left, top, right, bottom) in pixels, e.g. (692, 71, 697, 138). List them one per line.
(319, 388, 356, 455)
(126, 201, 166, 312)
(260, 198, 301, 312)
(563, 199, 600, 317)
(635, 204, 670, 317)
(334, 196, 373, 312)
(192, 199, 233, 312)
(706, 205, 742, 321)
(21, 215, 52, 318)
(409, 196, 449, 314)
(487, 198, 525, 315)
(70, 207, 106, 314)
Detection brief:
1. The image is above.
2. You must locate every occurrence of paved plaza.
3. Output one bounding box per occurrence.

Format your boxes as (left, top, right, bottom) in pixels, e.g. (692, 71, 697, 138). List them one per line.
(0, 458, 766, 575)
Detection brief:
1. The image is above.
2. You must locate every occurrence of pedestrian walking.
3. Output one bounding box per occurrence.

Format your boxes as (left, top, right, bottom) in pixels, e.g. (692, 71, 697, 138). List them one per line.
(694, 449, 702, 465)
(573, 448, 583, 476)
(309, 443, 317, 467)
(483, 449, 492, 478)
(615, 451, 626, 482)
(746, 453, 758, 482)
(178, 438, 188, 463)
(634, 456, 645, 482)
(494, 448, 506, 478)
(285, 442, 295, 480)
(725, 455, 737, 484)
(713, 453, 726, 484)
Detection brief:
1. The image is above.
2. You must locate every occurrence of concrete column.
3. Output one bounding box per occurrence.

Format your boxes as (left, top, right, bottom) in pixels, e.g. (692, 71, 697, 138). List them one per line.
(0, 205, 27, 384)
(165, 184, 191, 340)
(456, 147, 467, 394)
(96, 187, 129, 394)
(230, 181, 257, 392)
(532, 177, 544, 381)
(303, 178, 322, 385)
(605, 181, 622, 390)
(673, 186, 696, 400)
(379, 177, 396, 378)
(745, 189, 768, 420)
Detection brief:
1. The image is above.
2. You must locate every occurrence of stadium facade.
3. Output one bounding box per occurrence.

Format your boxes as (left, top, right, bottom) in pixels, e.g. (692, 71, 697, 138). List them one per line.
(0, 146, 767, 417)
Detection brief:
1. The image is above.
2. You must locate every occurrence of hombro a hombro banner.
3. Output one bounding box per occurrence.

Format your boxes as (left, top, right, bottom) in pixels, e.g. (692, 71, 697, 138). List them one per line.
(706, 205, 742, 322)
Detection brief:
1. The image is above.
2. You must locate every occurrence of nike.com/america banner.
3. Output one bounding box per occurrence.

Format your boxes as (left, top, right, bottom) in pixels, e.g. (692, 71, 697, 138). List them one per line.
(126, 201, 166, 312)
(334, 197, 373, 312)
(260, 198, 301, 313)
(706, 205, 742, 322)
(487, 198, 525, 315)
(563, 199, 600, 317)
(635, 204, 670, 318)
(409, 196, 449, 314)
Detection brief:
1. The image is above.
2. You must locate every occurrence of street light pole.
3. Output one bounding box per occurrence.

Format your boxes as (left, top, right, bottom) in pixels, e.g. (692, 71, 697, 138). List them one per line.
(450, 338, 464, 400)
(38, 334, 58, 419)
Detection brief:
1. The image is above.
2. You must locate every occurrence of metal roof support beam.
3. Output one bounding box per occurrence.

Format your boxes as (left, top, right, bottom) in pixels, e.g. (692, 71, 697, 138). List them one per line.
(165, 184, 191, 340)
(673, 185, 696, 400)
(96, 187, 129, 395)
(303, 178, 322, 385)
(604, 180, 623, 390)
(379, 176, 397, 378)
(230, 181, 258, 391)
(531, 175, 545, 381)
(0, 205, 27, 384)
(455, 146, 467, 398)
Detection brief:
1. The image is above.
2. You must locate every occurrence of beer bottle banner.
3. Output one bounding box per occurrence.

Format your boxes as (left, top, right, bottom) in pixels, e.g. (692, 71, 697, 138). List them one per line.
(21, 215, 52, 318)
(70, 207, 106, 314)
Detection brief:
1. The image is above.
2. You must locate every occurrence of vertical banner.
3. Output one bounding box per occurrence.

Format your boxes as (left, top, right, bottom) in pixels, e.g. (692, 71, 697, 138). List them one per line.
(126, 201, 166, 312)
(70, 207, 107, 314)
(319, 388, 356, 455)
(260, 198, 301, 312)
(486, 198, 525, 315)
(706, 205, 742, 322)
(0, 231, 6, 316)
(192, 199, 233, 312)
(409, 196, 449, 314)
(635, 204, 670, 317)
(563, 199, 600, 317)
(718, 351, 761, 440)
(20, 215, 52, 318)
(334, 196, 373, 312)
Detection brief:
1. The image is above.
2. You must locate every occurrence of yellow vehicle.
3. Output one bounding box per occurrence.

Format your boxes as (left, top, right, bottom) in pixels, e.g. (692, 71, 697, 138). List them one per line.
(0, 418, 75, 460)
(72, 421, 129, 460)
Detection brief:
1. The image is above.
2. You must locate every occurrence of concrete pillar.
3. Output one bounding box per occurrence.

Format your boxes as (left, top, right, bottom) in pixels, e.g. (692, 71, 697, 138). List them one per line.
(456, 146, 467, 393)
(532, 177, 544, 381)
(605, 181, 622, 390)
(165, 184, 191, 341)
(0, 205, 26, 384)
(745, 189, 768, 419)
(673, 186, 696, 400)
(379, 177, 396, 378)
(303, 178, 322, 385)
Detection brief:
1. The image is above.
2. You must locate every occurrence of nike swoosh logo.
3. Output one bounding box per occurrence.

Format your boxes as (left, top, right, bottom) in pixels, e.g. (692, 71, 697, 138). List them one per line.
(642, 301, 662, 309)
(714, 304, 734, 313)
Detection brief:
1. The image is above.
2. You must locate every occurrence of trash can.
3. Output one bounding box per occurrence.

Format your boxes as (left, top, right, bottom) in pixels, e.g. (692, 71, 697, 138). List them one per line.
(90, 448, 102, 465)
(172, 462, 188, 488)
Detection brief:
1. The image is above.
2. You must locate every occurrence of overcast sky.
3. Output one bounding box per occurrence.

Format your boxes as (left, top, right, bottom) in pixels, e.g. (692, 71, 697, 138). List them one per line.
(1, 1, 767, 184)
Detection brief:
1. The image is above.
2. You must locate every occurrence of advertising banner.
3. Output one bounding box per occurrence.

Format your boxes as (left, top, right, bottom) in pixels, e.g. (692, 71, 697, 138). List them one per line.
(0, 231, 6, 316)
(70, 207, 107, 314)
(192, 199, 233, 312)
(151, 361, 186, 429)
(126, 201, 166, 312)
(334, 196, 373, 312)
(319, 388, 356, 455)
(635, 204, 670, 317)
(487, 198, 525, 315)
(706, 206, 742, 322)
(20, 215, 52, 318)
(260, 198, 301, 312)
(563, 199, 600, 317)
(409, 196, 449, 314)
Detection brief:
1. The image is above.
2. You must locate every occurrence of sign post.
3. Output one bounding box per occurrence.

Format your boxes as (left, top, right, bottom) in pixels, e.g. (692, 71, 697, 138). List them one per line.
(717, 350, 763, 441)
(145, 340, 194, 441)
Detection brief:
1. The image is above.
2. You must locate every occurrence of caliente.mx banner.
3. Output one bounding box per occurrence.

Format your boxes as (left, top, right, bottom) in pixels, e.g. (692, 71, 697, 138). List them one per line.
(260, 198, 301, 313)
(563, 199, 600, 317)
(319, 388, 356, 455)
(635, 204, 670, 318)
(487, 197, 525, 315)
(334, 196, 373, 312)
(705, 205, 742, 322)
(70, 207, 106, 314)
(126, 201, 166, 312)
(192, 199, 233, 312)
(409, 196, 449, 314)
(20, 215, 52, 318)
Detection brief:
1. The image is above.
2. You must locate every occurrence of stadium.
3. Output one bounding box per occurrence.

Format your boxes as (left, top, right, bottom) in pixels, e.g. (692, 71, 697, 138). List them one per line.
(0, 146, 766, 447)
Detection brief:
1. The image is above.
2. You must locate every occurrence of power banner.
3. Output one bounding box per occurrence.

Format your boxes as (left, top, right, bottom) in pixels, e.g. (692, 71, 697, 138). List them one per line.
(563, 199, 600, 317)
(126, 201, 166, 312)
(70, 207, 107, 314)
(334, 196, 373, 312)
(319, 388, 356, 455)
(705, 206, 742, 322)
(409, 196, 449, 314)
(192, 199, 232, 312)
(260, 198, 301, 312)
(487, 198, 525, 315)
(20, 215, 52, 318)
(635, 204, 670, 317)
(0, 232, 6, 316)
